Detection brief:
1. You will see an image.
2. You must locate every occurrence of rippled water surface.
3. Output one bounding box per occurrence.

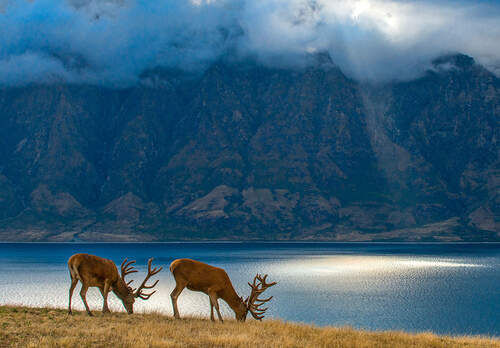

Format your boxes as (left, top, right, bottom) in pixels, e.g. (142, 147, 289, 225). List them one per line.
(0, 242, 499, 335)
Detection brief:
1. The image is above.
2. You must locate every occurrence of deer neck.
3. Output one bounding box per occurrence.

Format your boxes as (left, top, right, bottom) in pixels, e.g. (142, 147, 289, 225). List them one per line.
(112, 278, 131, 299)
(220, 285, 245, 316)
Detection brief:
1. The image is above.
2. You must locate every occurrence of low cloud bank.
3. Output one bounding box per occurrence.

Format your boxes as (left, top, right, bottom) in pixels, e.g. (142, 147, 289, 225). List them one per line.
(1, 0, 499, 85)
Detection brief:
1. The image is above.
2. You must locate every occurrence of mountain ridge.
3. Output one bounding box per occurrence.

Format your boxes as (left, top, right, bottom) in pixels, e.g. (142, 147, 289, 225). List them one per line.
(0, 53, 498, 241)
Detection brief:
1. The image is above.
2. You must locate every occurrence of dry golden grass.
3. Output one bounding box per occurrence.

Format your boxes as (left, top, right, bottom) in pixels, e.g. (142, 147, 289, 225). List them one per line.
(0, 306, 498, 348)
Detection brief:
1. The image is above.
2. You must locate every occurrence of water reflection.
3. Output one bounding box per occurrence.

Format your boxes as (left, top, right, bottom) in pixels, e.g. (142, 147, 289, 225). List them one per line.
(277, 256, 484, 275)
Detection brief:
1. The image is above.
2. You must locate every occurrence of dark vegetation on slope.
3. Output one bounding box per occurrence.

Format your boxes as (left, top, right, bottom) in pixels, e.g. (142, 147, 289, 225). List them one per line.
(0, 54, 498, 241)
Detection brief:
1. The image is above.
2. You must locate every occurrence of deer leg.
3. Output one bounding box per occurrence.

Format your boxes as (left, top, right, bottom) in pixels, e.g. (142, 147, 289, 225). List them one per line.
(209, 292, 223, 323)
(100, 281, 111, 314)
(210, 297, 215, 322)
(80, 284, 93, 316)
(170, 282, 186, 319)
(68, 278, 78, 315)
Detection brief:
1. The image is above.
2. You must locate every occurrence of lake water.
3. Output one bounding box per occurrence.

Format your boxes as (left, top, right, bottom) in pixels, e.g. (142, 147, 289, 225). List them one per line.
(0, 242, 499, 336)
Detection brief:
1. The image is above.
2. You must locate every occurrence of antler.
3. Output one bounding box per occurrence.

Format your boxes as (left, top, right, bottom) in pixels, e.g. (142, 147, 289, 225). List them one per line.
(134, 258, 163, 300)
(120, 258, 138, 287)
(245, 274, 277, 320)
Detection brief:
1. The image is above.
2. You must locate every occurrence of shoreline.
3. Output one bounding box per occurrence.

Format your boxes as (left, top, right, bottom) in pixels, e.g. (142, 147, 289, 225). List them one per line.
(1, 241, 500, 244)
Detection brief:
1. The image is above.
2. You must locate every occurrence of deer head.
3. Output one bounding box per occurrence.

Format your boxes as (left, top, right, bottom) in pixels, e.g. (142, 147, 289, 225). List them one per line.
(239, 274, 276, 321)
(119, 258, 162, 314)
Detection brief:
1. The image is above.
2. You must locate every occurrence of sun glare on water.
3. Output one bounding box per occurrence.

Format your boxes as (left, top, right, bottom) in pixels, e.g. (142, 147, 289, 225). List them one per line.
(274, 256, 483, 276)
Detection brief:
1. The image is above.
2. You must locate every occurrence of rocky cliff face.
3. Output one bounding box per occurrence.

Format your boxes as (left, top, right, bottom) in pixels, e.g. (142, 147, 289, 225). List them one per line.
(0, 54, 498, 241)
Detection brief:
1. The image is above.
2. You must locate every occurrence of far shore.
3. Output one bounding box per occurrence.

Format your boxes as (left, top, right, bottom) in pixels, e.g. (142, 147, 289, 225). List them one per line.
(1, 240, 500, 244)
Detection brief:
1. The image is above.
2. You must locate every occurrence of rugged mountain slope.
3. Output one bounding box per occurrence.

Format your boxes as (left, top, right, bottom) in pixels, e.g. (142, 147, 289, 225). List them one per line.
(0, 54, 498, 241)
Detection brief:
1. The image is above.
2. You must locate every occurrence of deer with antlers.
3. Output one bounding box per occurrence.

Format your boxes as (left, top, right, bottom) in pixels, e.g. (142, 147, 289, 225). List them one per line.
(169, 258, 276, 322)
(68, 253, 162, 316)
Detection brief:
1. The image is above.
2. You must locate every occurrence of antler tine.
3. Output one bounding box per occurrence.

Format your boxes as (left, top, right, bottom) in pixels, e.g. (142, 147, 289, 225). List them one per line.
(134, 258, 163, 299)
(250, 306, 268, 313)
(247, 282, 261, 292)
(247, 276, 258, 291)
(124, 266, 137, 273)
(250, 298, 272, 311)
(139, 279, 159, 289)
(120, 258, 138, 281)
(147, 258, 163, 275)
(123, 259, 136, 269)
(121, 259, 136, 269)
(120, 258, 128, 268)
(249, 311, 265, 320)
(257, 274, 276, 288)
(255, 296, 273, 303)
(137, 290, 157, 300)
(246, 273, 277, 320)
(246, 275, 262, 305)
(249, 301, 268, 310)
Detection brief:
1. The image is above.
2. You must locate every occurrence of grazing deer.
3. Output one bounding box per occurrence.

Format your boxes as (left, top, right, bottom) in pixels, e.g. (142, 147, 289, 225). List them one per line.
(169, 258, 276, 322)
(68, 253, 162, 316)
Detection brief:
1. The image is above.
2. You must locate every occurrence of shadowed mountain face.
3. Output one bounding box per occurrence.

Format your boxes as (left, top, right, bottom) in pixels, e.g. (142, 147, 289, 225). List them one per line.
(0, 54, 498, 241)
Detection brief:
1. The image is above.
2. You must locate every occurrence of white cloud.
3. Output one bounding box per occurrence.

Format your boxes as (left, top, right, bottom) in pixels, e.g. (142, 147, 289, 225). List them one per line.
(238, 0, 500, 80)
(0, 0, 499, 85)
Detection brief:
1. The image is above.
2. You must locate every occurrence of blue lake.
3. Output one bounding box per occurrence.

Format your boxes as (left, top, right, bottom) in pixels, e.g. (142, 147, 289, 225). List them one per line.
(0, 242, 499, 336)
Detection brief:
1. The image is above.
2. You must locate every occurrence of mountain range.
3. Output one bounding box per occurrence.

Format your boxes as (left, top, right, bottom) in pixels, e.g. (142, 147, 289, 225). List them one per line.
(0, 53, 498, 241)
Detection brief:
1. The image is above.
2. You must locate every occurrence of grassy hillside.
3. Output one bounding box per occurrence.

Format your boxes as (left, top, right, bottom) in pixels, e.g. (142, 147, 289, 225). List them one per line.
(0, 306, 498, 348)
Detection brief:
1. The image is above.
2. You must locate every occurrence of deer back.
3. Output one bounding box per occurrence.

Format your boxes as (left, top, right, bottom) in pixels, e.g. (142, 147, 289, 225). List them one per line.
(68, 253, 121, 286)
(170, 258, 234, 294)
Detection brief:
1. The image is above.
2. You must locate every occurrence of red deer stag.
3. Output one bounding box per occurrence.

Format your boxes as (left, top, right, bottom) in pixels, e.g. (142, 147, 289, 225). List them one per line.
(68, 253, 162, 316)
(170, 258, 276, 322)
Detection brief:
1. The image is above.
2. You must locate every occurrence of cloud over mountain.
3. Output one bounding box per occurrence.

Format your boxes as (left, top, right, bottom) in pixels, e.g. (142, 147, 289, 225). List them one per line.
(1, 0, 500, 85)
